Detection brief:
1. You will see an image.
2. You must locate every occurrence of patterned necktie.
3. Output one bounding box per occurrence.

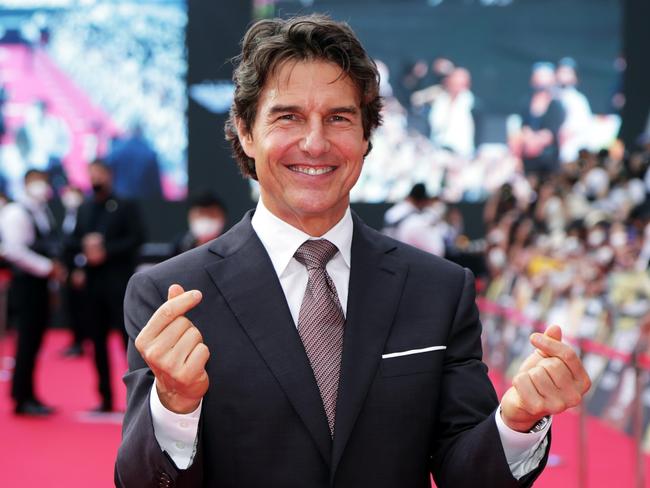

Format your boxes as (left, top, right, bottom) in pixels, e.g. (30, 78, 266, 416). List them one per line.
(294, 239, 345, 436)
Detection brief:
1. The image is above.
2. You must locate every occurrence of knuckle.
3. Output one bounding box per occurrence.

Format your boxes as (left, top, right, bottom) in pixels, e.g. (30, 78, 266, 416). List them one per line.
(160, 303, 174, 320)
(559, 349, 575, 363)
(568, 392, 582, 407)
(550, 399, 566, 414)
(188, 326, 203, 343)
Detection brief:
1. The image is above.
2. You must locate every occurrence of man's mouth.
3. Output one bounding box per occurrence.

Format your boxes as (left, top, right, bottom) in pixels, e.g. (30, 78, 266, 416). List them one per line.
(288, 165, 335, 176)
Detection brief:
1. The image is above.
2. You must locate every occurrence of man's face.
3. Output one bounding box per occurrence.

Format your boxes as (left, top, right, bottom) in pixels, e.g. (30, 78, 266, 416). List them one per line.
(89, 165, 112, 190)
(237, 60, 369, 234)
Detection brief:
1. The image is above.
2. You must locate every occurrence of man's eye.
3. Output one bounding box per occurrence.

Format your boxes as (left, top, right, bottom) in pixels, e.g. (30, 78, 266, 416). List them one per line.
(278, 114, 297, 121)
(330, 115, 350, 123)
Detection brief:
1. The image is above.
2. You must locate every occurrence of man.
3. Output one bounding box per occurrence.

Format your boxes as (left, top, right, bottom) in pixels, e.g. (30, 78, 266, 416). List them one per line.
(0, 169, 65, 415)
(68, 160, 144, 411)
(105, 124, 163, 200)
(428, 67, 482, 159)
(172, 191, 227, 256)
(555, 58, 593, 164)
(116, 15, 590, 487)
(512, 62, 566, 176)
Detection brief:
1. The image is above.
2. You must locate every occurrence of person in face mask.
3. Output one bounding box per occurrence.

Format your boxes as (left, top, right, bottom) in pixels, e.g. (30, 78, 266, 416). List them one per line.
(0, 169, 66, 415)
(59, 186, 87, 358)
(65, 160, 145, 412)
(514, 62, 566, 176)
(173, 192, 227, 256)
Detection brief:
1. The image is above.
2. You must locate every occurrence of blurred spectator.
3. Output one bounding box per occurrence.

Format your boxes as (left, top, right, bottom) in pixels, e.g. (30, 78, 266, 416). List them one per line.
(16, 100, 71, 192)
(427, 67, 482, 159)
(67, 160, 144, 412)
(382, 182, 431, 238)
(556, 58, 593, 163)
(60, 186, 87, 357)
(510, 62, 566, 176)
(173, 191, 227, 255)
(106, 124, 163, 200)
(0, 169, 65, 415)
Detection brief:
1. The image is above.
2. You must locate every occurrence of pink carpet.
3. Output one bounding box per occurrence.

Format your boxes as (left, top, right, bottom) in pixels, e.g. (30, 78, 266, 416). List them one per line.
(0, 329, 647, 487)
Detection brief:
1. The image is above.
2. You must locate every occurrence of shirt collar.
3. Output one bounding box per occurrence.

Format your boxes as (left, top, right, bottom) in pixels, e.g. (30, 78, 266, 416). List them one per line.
(251, 197, 353, 277)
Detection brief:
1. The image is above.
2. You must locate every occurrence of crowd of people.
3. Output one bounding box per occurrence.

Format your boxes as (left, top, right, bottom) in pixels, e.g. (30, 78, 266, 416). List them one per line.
(385, 132, 650, 444)
(39, 1, 187, 197)
(357, 55, 621, 204)
(0, 158, 226, 416)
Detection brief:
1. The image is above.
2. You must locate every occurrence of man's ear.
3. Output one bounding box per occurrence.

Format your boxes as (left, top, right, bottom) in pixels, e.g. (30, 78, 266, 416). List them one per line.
(235, 117, 255, 159)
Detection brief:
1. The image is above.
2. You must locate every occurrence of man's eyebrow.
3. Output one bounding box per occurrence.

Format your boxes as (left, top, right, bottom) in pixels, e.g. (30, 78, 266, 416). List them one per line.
(329, 106, 359, 115)
(266, 105, 360, 115)
(268, 104, 301, 115)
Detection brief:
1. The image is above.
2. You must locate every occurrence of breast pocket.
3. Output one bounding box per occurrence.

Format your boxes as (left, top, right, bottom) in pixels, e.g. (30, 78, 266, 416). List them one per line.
(380, 346, 446, 377)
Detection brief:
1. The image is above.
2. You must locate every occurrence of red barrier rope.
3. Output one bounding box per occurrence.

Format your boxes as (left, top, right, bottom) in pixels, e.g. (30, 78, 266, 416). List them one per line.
(477, 297, 650, 371)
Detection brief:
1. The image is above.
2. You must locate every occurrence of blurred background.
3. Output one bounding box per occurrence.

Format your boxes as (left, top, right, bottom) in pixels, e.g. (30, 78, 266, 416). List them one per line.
(0, 0, 649, 486)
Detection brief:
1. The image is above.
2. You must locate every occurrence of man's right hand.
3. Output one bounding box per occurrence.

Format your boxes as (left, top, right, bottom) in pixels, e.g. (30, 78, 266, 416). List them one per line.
(134, 284, 209, 414)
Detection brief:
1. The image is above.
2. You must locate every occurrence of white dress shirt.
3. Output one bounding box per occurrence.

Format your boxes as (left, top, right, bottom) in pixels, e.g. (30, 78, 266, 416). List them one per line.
(150, 198, 549, 477)
(0, 199, 54, 277)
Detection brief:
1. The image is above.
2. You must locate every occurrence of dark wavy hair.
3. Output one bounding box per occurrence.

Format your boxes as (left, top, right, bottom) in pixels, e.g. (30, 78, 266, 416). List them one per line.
(224, 14, 383, 180)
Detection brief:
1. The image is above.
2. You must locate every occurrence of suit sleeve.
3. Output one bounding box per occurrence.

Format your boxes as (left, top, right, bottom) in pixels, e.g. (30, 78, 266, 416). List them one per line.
(114, 271, 203, 487)
(429, 268, 549, 488)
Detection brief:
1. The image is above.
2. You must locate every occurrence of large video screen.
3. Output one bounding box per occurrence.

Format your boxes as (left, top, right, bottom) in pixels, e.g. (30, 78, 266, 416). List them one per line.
(0, 0, 187, 201)
(266, 0, 622, 203)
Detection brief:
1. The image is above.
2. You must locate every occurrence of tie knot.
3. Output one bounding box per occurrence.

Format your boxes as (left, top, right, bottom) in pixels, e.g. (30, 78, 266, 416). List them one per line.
(294, 239, 338, 270)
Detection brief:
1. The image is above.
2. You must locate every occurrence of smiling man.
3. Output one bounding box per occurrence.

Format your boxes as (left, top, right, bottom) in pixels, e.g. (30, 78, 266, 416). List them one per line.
(115, 15, 590, 488)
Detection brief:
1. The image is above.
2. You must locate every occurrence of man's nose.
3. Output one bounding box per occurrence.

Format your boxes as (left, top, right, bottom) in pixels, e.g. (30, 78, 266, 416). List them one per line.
(299, 119, 330, 157)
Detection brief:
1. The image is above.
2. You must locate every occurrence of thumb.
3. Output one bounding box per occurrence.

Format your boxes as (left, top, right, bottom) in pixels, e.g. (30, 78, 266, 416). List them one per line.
(167, 283, 185, 301)
(544, 324, 562, 342)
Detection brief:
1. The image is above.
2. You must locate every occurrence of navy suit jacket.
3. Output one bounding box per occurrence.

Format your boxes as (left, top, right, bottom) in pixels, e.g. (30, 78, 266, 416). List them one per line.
(115, 211, 548, 487)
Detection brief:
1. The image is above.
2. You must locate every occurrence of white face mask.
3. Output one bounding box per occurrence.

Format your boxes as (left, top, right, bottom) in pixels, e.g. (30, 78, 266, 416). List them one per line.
(609, 232, 627, 248)
(587, 229, 606, 247)
(25, 180, 51, 203)
(62, 192, 83, 210)
(488, 247, 506, 270)
(190, 217, 224, 240)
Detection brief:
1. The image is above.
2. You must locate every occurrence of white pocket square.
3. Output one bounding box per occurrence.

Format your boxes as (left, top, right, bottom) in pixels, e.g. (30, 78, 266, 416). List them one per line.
(381, 345, 447, 359)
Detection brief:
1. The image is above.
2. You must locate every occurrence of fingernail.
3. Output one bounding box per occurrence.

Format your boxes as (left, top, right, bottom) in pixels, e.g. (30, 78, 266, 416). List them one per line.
(531, 333, 542, 344)
(192, 290, 202, 300)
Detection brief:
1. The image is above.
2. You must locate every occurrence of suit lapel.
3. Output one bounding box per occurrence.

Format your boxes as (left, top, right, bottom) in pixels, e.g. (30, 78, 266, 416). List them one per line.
(330, 215, 408, 480)
(204, 213, 332, 465)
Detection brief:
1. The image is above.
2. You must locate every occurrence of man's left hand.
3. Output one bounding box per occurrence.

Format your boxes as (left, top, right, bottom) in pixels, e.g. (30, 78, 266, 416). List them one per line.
(500, 325, 591, 433)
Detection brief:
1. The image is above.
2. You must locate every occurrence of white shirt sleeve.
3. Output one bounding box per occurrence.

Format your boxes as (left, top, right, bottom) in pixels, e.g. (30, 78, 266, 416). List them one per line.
(149, 381, 202, 469)
(494, 407, 551, 480)
(0, 204, 53, 277)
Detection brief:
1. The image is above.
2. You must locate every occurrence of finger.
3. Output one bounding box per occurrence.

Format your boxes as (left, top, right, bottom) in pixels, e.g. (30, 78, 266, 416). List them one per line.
(137, 290, 202, 345)
(150, 289, 202, 332)
(530, 325, 562, 359)
(186, 342, 210, 371)
(537, 357, 574, 392)
(168, 283, 185, 301)
(139, 316, 194, 360)
(530, 331, 583, 380)
(170, 326, 204, 366)
(512, 372, 546, 418)
(527, 366, 566, 414)
(544, 324, 562, 342)
(176, 343, 210, 392)
(180, 343, 210, 383)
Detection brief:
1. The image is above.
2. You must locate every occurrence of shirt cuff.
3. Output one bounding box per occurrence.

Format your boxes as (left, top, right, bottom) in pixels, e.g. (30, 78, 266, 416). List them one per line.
(494, 407, 551, 480)
(149, 380, 202, 469)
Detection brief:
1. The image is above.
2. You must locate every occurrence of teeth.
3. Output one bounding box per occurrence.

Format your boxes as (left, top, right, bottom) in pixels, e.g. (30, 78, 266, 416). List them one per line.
(290, 166, 334, 176)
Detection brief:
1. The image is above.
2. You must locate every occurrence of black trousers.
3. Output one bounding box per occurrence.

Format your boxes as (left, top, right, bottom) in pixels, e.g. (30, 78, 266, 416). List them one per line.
(10, 273, 49, 404)
(86, 270, 129, 407)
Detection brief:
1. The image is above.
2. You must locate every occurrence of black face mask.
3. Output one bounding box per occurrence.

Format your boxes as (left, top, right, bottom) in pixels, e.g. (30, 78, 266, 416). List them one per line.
(92, 183, 106, 195)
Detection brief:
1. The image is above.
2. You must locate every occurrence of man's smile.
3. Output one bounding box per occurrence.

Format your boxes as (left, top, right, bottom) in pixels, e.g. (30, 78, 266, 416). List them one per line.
(288, 165, 336, 176)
